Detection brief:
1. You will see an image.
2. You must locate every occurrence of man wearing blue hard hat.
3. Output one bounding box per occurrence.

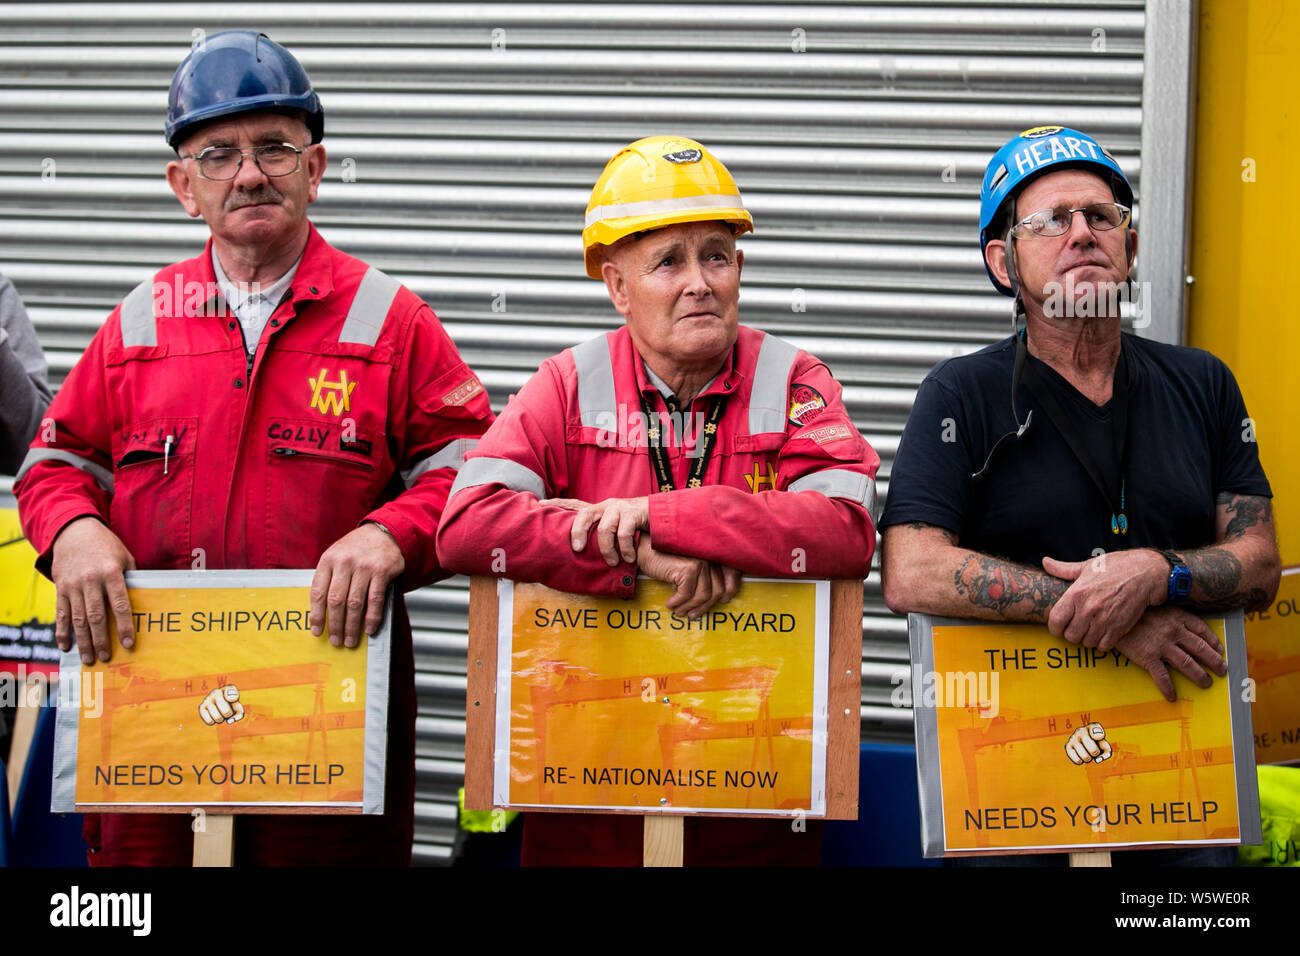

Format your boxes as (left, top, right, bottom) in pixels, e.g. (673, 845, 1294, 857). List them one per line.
(16, 31, 493, 865)
(879, 127, 1279, 864)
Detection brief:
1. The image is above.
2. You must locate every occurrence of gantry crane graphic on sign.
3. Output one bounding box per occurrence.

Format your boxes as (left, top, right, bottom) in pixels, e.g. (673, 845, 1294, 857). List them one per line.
(93, 661, 364, 802)
(953, 698, 1232, 847)
(527, 663, 807, 807)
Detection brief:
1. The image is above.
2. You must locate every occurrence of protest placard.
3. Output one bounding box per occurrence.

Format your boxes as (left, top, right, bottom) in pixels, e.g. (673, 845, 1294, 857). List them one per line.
(52, 569, 390, 815)
(466, 577, 861, 821)
(911, 612, 1259, 857)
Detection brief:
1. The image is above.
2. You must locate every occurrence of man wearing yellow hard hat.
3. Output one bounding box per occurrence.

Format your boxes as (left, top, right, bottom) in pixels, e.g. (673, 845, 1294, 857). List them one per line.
(437, 135, 879, 865)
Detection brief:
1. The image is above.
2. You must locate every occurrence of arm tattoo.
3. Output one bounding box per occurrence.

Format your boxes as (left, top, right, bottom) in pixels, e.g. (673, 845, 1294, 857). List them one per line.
(1218, 494, 1272, 539)
(905, 520, 957, 545)
(1182, 546, 1269, 609)
(953, 555, 1068, 622)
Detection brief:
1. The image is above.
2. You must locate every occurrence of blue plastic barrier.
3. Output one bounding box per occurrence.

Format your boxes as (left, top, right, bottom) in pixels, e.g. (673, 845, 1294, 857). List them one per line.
(10, 702, 85, 866)
(822, 741, 938, 866)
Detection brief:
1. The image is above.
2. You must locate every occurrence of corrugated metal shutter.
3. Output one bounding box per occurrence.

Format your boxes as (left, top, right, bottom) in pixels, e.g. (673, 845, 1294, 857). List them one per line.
(0, 1, 1163, 864)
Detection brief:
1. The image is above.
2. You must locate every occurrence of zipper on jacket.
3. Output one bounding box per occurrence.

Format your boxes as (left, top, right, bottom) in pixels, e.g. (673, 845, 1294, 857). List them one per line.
(271, 446, 373, 470)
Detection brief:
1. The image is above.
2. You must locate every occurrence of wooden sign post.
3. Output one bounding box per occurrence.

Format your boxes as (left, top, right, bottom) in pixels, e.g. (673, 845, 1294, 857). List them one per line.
(465, 576, 862, 867)
(193, 814, 235, 867)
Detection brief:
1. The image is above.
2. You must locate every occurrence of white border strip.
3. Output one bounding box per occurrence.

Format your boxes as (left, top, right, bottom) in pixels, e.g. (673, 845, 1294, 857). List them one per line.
(362, 589, 393, 815)
(493, 578, 516, 808)
(50, 648, 83, 813)
(809, 578, 830, 817)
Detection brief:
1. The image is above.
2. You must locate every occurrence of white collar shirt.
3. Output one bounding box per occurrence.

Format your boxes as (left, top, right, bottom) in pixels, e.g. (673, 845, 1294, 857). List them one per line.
(212, 248, 301, 357)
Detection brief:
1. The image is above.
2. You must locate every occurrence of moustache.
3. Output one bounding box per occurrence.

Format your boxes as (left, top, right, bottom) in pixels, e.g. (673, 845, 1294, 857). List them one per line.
(225, 187, 284, 211)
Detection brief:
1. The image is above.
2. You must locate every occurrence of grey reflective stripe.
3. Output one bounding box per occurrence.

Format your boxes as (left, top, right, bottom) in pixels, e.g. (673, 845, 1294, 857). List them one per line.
(338, 267, 402, 347)
(51, 651, 82, 812)
(789, 469, 875, 509)
(401, 438, 479, 486)
(584, 193, 745, 228)
(749, 334, 799, 435)
(448, 456, 547, 500)
(119, 277, 157, 347)
(15, 447, 114, 492)
(572, 334, 617, 430)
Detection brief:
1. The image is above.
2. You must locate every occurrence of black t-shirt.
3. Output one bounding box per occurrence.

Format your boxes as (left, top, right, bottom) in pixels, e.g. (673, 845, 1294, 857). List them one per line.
(879, 333, 1272, 566)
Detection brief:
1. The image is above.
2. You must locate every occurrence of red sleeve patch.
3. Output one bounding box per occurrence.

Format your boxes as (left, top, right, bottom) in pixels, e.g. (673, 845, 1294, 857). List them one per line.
(442, 376, 485, 406)
(801, 423, 854, 445)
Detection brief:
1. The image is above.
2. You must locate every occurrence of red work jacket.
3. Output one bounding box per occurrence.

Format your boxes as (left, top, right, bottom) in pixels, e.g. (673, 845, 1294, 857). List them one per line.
(15, 224, 493, 865)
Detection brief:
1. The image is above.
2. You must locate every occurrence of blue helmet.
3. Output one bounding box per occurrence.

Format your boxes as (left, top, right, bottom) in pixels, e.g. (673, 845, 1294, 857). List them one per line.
(165, 30, 324, 149)
(979, 126, 1133, 297)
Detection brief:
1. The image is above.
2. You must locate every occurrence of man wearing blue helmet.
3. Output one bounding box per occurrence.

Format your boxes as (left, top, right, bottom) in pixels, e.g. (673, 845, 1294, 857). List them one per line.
(15, 31, 494, 865)
(879, 127, 1278, 862)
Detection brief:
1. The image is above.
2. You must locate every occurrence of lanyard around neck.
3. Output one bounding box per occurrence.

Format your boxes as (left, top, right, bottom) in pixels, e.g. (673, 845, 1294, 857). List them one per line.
(1017, 332, 1131, 540)
(639, 390, 725, 492)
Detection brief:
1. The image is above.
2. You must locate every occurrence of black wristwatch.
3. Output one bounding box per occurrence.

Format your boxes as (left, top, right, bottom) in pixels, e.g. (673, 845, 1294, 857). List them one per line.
(1159, 549, 1192, 603)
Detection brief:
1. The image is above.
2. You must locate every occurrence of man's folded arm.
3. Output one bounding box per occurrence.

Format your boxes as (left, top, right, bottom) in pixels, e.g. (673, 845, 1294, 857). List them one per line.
(881, 520, 1068, 622)
(1174, 492, 1280, 612)
(649, 475, 876, 579)
(652, 359, 879, 579)
(434, 362, 636, 598)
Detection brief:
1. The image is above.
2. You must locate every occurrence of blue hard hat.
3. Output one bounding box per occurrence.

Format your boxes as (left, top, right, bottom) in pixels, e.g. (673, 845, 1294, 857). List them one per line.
(979, 126, 1133, 296)
(165, 30, 323, 148)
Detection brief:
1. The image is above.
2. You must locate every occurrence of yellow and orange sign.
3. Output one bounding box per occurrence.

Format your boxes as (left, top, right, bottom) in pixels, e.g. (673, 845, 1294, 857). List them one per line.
(495, 579, 829, 816)
(1246, 567, 1300, 765)
(53, 570, 390, 813)
(911, 613, 1258, 856)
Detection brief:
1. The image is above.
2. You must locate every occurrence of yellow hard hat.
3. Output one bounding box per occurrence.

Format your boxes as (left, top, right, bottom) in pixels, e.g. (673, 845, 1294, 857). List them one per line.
(582, 135, 754, 278)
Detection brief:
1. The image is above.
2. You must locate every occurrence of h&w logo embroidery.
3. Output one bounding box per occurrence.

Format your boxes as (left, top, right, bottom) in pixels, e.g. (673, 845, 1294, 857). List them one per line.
(308, 368, 357, 416)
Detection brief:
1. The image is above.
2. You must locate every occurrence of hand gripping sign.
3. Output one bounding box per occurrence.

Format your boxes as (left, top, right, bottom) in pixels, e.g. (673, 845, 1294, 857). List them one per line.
(52, 569, 391, 816)
(909, 612, 1260, 859)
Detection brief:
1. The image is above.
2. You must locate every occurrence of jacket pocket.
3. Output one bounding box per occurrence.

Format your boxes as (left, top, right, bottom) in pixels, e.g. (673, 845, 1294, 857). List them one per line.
(109, 418, 197, 569)
(264, 418, 386, 568)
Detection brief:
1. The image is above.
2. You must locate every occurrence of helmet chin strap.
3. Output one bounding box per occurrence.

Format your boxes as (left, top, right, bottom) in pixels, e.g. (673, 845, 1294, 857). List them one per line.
(1004, 227, 1026, 333)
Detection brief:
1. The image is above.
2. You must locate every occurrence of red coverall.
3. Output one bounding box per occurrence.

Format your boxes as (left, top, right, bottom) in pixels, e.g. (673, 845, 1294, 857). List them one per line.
(437, 324, 879, 865)
(16, 223, 493, 865)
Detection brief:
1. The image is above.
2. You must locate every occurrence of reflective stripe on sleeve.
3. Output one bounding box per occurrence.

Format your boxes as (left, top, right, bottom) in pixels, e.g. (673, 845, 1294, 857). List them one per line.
(748, 334, 799, 435)
(788, 468, 875, 510)
(15, 447, 114, 493)
(401, 438, 479, 487)
(448, 456, 547, 500)
(572, 334, 617, 430)
(338, 267, 402, 347)
(119, 278, 157, 348)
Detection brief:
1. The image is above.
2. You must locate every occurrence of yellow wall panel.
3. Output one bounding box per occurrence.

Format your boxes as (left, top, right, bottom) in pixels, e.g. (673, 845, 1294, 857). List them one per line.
(1190, 0, 1298, 560)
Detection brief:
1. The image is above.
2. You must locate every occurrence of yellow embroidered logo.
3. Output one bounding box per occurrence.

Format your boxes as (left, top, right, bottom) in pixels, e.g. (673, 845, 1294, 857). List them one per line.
(308, 368, 357, 416)
(743, 461, 779, 493)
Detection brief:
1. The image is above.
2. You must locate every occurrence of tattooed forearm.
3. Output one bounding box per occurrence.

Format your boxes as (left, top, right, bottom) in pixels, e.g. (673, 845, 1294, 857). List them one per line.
(953, 555, 1069, 622)
(1219, 494, 1272, 540)
(1181, 546, 1269, 610)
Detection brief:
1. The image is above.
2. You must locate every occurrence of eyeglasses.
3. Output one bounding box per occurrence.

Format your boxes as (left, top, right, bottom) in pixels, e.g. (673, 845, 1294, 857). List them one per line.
(180, 143, 308, 181)
(1010, 202, 1132, 239)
